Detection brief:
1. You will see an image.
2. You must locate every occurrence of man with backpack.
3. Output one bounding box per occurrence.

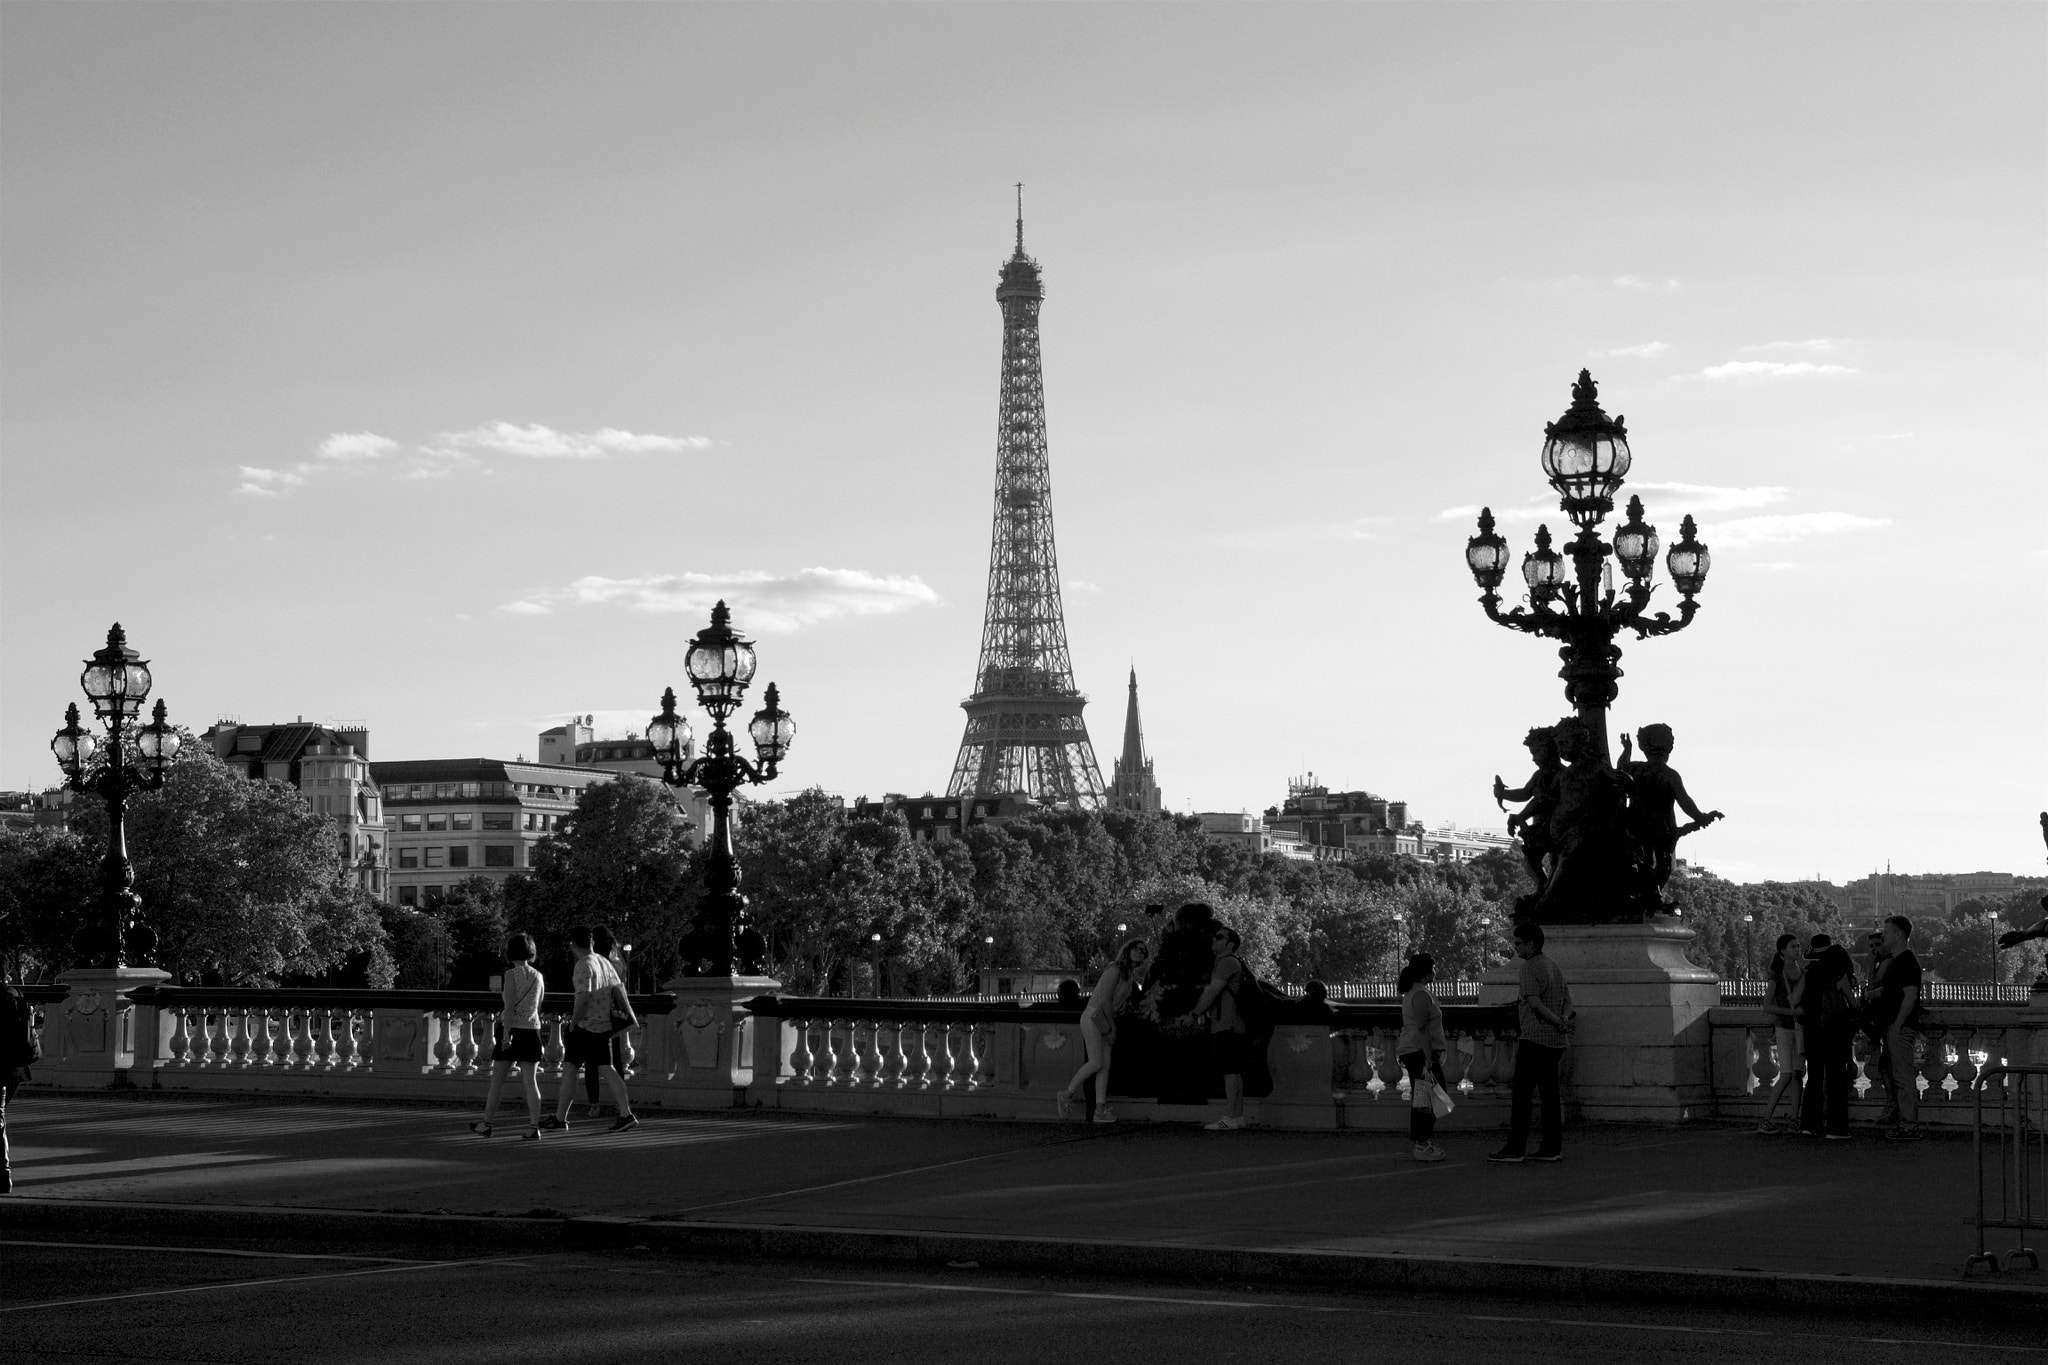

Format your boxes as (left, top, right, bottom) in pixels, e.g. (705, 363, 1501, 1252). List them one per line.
(1181, 925, 1251, 1131)
(1, 981, 40, 1195)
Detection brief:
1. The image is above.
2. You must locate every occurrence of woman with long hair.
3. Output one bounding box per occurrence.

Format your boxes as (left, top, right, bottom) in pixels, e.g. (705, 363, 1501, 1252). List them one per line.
(471, 933, 546, 1140)
(1756, 932, 1804, 1133)
(1397, 952, 1450, 1162)
(1059, 937, 1149, 1124)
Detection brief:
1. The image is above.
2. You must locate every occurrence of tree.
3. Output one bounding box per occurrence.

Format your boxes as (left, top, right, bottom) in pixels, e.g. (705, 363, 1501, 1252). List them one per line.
(68, 744, 381, 984)
(0, 825, 97, 980)
(504, 775, 697, 984)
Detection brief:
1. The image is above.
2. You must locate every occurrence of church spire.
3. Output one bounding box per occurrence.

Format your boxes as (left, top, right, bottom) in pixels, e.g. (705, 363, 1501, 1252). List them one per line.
(1107, 666, 1162, 816)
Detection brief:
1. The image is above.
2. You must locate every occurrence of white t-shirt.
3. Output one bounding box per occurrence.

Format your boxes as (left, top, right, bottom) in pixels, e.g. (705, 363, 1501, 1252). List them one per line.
(573, 953, 622, 1032)
(500, 962, 544, 1031)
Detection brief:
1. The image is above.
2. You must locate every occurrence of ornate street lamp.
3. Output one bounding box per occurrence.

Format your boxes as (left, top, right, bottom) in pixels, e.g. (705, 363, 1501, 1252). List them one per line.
(51, 624, 182, 967)
(647, 601, 793, 978)
(1464, 370, 1711, 761)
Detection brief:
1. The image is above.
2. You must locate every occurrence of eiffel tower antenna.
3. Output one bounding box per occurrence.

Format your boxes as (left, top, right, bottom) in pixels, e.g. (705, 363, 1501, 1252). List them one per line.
(946, 204, 1105, 809)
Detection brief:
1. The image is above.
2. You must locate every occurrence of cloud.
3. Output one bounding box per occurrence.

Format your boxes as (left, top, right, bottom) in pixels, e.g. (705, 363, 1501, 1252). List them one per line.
(317, 432, 398, 461)
(1437, 483, 1789, 525)
(1065, 579, 1104, 594)
(499, 567, 941, 632)
(1612, 276, 1680, 290)
(437, 423, 711, 460)
(1684, 361, 1856, 381)
(1590, 342, 1671, 359)
(231, 464, 308, 496)
(1701, 511, 1890, 549)
(1740, 339, 1843, 355)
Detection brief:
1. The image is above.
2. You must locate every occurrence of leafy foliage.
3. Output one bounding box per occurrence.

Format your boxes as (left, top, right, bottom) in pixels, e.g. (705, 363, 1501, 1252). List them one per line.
(0, 826, 98, 980)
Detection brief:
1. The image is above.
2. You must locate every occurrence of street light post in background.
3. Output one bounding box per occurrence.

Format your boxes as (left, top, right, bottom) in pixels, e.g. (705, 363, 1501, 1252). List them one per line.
(1463, 371, 1712, 765)
(1988, 910, 2000, 984)
(870, 931, 884, 999)
(1478, 916, 1494, 972)
(1743, 913, 1755, 981)
(647, 601, 794, 978)
(50, 624, 182, 968)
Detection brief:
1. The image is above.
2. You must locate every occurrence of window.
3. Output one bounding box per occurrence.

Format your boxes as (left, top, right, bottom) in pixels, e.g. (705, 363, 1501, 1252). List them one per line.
(448, 846, 470, 869)
(425, 885, 445, 905)
(398, 886, 418, 907)
(484, 844, 515, 868)
(425, 848, 446, 869)
(398, 849, 419, 869)
(400, 814, 422, 831)
(434, 784, 454, 799)
(427, 814, 448, 831)
(525, 813, 537, 830)
(451, 814, 473, 831)
(411, 785, 427, 799)
(482, 812, 514, 831)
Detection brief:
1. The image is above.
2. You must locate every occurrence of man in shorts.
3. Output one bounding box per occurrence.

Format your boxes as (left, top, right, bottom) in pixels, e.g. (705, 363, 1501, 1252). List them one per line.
(1182, 926, 1249, 1131)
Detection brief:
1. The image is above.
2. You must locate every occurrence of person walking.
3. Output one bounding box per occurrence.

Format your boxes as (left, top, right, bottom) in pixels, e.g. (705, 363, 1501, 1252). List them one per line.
(1756, 933, 1804, 1134)
(579, 926, 634, 1118)
(471, 933, 546, 1140)
(1797, 937, 1858, 1140)
(1397, 952, 1450, 1163)
(1489, 921, 1572, 1164)
(546, 926, 638, 1133)
(1180, 925, 1250, 1131)
(1874, 916, 1924, 1141)
(1059, 937, 1148, 1123)
(1, 980, 39, 1193)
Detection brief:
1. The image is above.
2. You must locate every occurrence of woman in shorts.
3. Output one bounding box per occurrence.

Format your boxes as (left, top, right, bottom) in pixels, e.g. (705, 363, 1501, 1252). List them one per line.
(472, 933, 546, 1140)
(1757, 933, 1804, 1133)
(1059, 937, 1148, 1123)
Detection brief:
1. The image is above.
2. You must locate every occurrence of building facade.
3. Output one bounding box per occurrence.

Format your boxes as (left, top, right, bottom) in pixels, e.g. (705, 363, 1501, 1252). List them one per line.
(369, 758, 616, 907)
(538, 716, 708, 842)
(1195, 812, 1316, 860)
(202, 721, 387, 899)
(1264, 775, 1418, 862)
(855, 791, 1042, 845)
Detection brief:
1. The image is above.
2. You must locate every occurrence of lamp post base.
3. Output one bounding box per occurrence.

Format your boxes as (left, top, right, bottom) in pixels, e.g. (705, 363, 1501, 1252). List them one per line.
(41, 966, 171, 1088)
(1478, 919, 1716, 1122)
(655, 973, 782, 1105)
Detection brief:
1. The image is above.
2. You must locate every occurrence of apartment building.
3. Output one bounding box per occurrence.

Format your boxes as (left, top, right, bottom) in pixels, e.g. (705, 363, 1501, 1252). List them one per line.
(368, 758, 615, 907)
(202, 720, 387, 898)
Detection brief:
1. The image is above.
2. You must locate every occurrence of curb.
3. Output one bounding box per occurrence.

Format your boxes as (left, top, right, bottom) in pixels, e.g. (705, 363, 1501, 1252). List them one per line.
(4, 1198, 2040, 1321)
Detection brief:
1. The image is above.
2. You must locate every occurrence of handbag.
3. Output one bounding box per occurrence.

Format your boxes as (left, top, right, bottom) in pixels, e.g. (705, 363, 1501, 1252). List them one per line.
(605, 982, 638, 1037)
(1429, 1079, 1456, 1119)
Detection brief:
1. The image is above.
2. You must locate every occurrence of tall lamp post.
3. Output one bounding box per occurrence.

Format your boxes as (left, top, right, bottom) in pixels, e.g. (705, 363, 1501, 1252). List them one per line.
(1988, 910, 1999, 984)
(1463, 371, 1712, 763)
(1742, 912, 1755, 982)
(50, 624, 182, 968)
(646, 601, 794, 978)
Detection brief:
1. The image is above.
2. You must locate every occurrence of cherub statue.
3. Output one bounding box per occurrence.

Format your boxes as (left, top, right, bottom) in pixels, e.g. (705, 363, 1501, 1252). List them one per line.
(1494, 726, 1564, 895)
(1528, 717, 1640, 923)
(1620, 722, 1724, 896)
(1996, 811, 2048, 951)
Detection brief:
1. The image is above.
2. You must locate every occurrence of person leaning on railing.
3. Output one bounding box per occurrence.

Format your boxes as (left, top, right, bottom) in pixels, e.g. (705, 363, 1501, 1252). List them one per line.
(1755, 933, 1804, 1135)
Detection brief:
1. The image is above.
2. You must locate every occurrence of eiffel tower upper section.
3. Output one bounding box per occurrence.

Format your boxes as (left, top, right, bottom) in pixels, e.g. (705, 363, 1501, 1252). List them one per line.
(946, 200, 1105, 810)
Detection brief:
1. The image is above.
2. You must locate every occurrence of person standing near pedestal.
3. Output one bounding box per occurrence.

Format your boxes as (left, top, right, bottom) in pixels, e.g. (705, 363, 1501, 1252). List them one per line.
(1181, 926, 1249, 1131)
(1874, 916, 1923, 1142)
(0, 981, 37, 1194)
(1490, 922, 1573, 1164)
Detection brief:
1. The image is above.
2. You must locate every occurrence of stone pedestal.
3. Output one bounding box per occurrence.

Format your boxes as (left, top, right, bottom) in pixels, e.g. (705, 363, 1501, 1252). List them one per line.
(658, 973, 780, 1107)
(41, 966, 171, 1088)
(1478, 919, 1717, 1122)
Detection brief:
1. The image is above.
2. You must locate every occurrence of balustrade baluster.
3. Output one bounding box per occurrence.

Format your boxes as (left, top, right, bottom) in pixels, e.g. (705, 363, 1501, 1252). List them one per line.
(1493, 1034, 1517, 1089)
(166, 1007, 193, 1067)
(1976, 1030, 2006, 1099)
(1371, 1029, 1402, 1098)
(813, 1019, 841, 1085)
(542, 1015, 566, 1080)
(875, 1020, 904, 1087)
(1749, 1027, 1775, 1096)
(311, 1011, 336, 1072)
(1444, 1034, 1474, 1093)
(851, 1019, 878, 1086)
(1951, 1029, 1981, 1100)
(227, 1007, 252, 1068)
(948, 1023, 975, 1089)
(283, 1009, 308, 1069)
(785, 1015, 814, 1084)
(249, 1009, 278, 1069)
(1848, 1033, 1874, 1100)
(972, 1022, 996, 1089)
(901, 1018, 930, 1088)
(453, 1012, 479, 1074)
(1925, 1029, 1956, 1104)
(430, 1011, 455, 1074)
(333, 1009, 361, 1071)
(207, 1011, 231, 1067)
(1346, 1033, 1374, 1088)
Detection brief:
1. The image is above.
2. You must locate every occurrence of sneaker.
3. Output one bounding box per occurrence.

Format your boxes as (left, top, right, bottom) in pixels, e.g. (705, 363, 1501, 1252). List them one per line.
(1204, 1116, 1247, 1131)
(1486, 1148, 1526, 1164)
(521, 1127, 542, 1142)
(609, 1114, 639, 1133)
(1056, 1090, 1072, 1120)
(1093, 1106, 1118, 1124)
(1825, 1132, 1852, 1141)
(1530, 1150, 1564, 1163)
(1883, 1125, 1923, 1142)
(1412, 1143, 1446, 1163)
(469, 1121, 494, 1138)
(540, 1116, 568, 1131)
(1754, 1121, 1783, 1135)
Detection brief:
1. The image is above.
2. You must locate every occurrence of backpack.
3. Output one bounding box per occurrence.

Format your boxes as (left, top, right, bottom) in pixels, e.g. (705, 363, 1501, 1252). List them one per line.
(1229, 960, 1276, 1030)
(1815, 974, 1854, 1037)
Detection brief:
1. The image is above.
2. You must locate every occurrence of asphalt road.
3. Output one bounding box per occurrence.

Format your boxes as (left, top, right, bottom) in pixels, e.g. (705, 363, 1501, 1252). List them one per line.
(0, 1240, 2036, 1365)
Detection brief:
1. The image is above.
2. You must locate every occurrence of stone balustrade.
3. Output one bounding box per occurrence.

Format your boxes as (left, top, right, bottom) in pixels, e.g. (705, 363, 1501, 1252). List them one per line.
(1708, 1005, 2048, 1128)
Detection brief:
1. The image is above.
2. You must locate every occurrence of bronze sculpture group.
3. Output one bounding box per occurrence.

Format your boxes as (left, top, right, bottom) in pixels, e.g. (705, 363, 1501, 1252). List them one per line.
(1494, 720, 1723, 925)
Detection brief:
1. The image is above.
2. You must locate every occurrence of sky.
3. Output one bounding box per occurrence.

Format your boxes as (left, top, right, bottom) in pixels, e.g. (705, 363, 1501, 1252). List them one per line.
(2, 4, 2042, 885)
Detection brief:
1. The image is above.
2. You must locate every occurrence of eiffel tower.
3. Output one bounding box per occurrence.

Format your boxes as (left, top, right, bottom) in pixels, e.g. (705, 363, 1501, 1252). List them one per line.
(946, 195, 1105, 810)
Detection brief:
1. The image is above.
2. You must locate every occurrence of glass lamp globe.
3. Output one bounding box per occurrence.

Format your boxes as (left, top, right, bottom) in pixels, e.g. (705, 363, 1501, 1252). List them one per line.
(81, 623, 153, 722)
(1612, 495, 1660, 582)
(1666, 515, 1712, 596)
(684, 600, 758, 714)
(1540, 370, 1633, 527)
(1521, 524, 1566, 601)
(747, 682, 794, 768)
(1464, 508, 1509, 591)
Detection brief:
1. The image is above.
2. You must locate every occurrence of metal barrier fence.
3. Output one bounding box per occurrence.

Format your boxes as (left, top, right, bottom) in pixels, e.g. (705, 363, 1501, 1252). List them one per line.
(1967, 1064, 2046, 1275)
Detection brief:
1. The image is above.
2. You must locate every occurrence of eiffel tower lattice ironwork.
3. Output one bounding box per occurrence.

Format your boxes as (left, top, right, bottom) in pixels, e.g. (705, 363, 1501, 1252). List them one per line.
(946, 198, 1105, 810)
